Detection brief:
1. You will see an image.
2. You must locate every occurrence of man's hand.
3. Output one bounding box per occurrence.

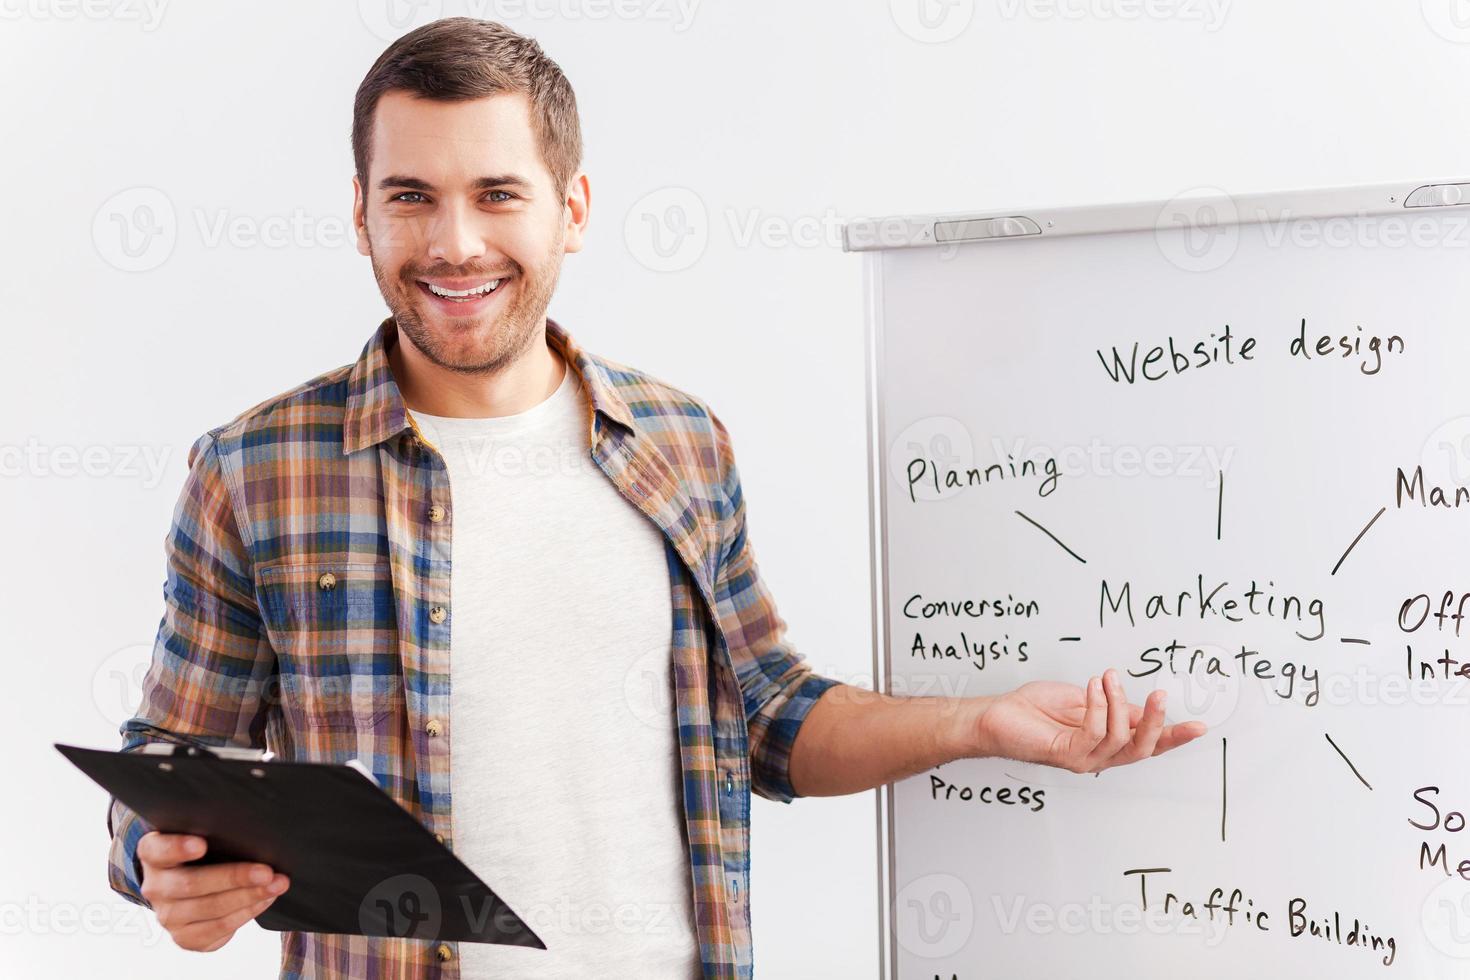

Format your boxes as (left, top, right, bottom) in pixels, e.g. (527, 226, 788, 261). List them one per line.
(137, 832, 290, 952)
(970, 668, 1208, 774)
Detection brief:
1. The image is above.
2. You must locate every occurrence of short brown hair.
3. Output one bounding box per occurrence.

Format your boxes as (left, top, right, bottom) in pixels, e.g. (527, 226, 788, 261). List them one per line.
(352, 18, 582, 197)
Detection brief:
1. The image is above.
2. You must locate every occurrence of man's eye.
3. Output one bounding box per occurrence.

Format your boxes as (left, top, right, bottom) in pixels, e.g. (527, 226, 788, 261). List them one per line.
(391, 192, 427, 204)
(487, 190, 513, 203)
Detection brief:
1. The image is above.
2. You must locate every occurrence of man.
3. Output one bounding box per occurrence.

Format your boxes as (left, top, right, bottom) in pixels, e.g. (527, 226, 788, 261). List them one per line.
(105, 17, 1207, 979)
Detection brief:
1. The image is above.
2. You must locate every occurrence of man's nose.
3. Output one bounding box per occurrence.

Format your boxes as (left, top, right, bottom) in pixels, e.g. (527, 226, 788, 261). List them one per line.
(425, 201, 487, 268)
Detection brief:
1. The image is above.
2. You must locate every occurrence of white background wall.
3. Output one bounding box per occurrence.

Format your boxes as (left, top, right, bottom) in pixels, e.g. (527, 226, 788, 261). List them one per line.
(4, 1, 1469, 977)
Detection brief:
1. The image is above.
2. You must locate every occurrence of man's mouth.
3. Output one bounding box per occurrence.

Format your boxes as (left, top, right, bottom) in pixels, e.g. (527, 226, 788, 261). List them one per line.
(421, 278, 503, 300)
(414, 276, 509, 314)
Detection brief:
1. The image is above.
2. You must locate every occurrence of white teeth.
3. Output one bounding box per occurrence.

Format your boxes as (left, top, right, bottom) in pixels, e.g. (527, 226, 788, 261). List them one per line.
(426, 279, 502, 298)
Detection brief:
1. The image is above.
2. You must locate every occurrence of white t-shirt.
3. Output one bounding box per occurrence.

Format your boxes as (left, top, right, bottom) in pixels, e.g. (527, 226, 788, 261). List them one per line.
(407, 356, 702, 979)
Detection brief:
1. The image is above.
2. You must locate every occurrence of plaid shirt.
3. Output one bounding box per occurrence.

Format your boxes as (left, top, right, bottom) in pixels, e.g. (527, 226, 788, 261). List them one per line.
(105, 316, 841, 979)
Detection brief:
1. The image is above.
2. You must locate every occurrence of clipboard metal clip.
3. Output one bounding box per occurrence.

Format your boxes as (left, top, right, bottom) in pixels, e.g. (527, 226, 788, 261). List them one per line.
(138, 741, 276, 763)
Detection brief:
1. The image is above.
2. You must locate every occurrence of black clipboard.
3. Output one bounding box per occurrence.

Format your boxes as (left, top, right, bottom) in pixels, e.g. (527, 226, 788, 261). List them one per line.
(58, 742, 545, 948)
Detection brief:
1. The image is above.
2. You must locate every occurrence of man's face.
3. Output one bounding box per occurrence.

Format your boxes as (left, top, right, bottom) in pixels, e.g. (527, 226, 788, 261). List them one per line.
(353, 90, 586, 375)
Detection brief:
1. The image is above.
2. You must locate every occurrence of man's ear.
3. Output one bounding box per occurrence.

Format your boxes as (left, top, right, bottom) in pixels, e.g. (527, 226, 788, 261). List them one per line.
(352, 175, 370, 257)
(562, 171, 590, 254)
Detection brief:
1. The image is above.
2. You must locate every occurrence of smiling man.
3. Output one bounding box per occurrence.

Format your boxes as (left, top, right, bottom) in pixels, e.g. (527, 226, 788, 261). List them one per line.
(103, 17, 1206, 979)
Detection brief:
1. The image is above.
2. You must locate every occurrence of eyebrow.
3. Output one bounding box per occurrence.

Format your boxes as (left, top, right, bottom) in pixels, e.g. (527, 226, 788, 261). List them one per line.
(377, 174, 534, 192)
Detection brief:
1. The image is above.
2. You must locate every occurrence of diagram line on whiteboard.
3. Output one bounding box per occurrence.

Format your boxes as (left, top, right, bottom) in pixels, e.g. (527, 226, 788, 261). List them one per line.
(1325, 733, 1373, 791)
(1216, 470, 1224, 541)
(1014, 510, 1087, 564)
(1221, 737, 1227, 842)
(1331, 507, 1387, 576)
(1340, 637, 1371, 645)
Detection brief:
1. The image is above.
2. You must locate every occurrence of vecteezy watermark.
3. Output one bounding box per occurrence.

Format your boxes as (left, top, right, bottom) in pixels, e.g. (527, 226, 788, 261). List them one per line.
(0, 0, 169, 30)
(517, 895, 682, 936)
(358, 873, 445, 939)
(1258, 209, 1470, 251)
(1155, 185, 1470, 274)
(995, 0, 1231, 30)
(92, 642, 156, 729)
(93, 187, 177, 273)
(356, 0, 444, 41)
(92, 186, 373, 271)
(992, 891, 1231, 944)
(0, 438, 172, 488)
(895, 872, 975, 957)
(623, 187, 709, 273)
(192, 208, 357, 251)
(1148, 642, 1244, 729)
(621, 645, 677, 731)
(1155, 186, 1240, 273)
(992, 436, 1235, 486)
(1423, 416, 1470, 486)
(1421, 875, 1470, 958)
(888, 416, 975, 503)
(889, 0, 976, 42)
(1421, 0, 1470, 43)
(0, 896, 167, 945)
(452, 432, 592, 480)
(469, 0, 701, 31)
(623, 190, 939, 271)
(621, 655, 978, 731)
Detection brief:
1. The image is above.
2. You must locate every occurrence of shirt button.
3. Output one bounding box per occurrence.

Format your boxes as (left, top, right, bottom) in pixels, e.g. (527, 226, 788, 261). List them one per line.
(316, 572, 336, 592)
(429, 605, 447, 624)
(435, 943, 453, 962)
(427, 504, 446, 523)
(425, 718, 443, 738)
(434, 832, 447, 845)
(725, 771, 734, 795)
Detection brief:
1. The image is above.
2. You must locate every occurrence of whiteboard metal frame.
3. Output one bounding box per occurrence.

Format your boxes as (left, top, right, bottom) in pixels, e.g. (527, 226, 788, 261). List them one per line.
(851, 176, 1470, 980)
(842, 177, 1470, 253)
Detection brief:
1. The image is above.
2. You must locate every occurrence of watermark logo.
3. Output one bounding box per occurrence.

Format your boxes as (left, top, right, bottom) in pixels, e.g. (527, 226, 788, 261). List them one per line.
(0, 897, 166, 944)
(1149, 642, 1242, 729)
(1421, 875, 1470, 958)
(890, 0, 976, 43)
(994, 0, 1231, 31)
(621, 646, 676, 731)
(357, 0, 443, 40)
(468, 0, 701, 31)
(1155, 186, 1239, 273)
(623, 187, 708, 272)
(0, 0, 170, 30)
(889, 415, 975, 502)
(358, 873, 443, 939)
(1423, 416, 1470, 486)
(1422, 0, 1470, 43)
(92, 642, 155, 729)
(895, 872, 974, 957)
(93, 187, 176, 272)
(0, 438, 173, 487)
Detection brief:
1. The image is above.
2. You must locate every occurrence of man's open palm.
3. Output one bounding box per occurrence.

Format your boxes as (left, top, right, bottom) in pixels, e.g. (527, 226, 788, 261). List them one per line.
(973, 668, 1208, 774)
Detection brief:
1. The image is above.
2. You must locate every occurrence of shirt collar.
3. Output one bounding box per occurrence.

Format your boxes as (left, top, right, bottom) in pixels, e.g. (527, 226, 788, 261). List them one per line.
(342, 316, 636, 455)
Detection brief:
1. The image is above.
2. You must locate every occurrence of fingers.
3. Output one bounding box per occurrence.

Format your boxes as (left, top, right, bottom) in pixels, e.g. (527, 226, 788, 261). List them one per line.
(147, 860, 280, 903)
(1081, 669, 1133, 771)
(1106, 688, 1169, 767)
(1151, 720, 1209, 756)
(159, 876, 289, 932)
(1079, 675, 1106, 753)
(138, 831, 206, 870)
(1048, 669, 1210, 774)
(169, 893, 280, 953)
(136, 833, 292, 953)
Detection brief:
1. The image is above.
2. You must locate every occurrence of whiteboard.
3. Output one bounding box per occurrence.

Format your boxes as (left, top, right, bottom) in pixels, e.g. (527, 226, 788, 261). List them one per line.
(849, 180, 1470, 979)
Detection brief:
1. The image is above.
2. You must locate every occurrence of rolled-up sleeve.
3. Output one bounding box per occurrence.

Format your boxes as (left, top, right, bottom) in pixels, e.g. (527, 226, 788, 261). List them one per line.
(107, 430, 277, 906)
(707, 411, 842, 804)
